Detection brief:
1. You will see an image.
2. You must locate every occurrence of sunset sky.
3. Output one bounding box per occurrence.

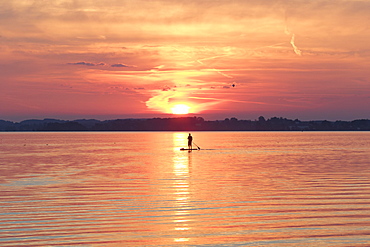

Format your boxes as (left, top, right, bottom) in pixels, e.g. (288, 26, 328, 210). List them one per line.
(1, 0, 369, 121)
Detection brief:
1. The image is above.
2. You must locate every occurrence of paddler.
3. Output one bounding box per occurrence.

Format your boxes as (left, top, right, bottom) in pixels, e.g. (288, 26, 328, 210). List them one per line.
(187, 133, 193, 150)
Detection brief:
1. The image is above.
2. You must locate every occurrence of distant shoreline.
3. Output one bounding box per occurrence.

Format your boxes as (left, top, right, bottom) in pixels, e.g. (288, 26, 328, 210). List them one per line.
(1, 116, 370, 131)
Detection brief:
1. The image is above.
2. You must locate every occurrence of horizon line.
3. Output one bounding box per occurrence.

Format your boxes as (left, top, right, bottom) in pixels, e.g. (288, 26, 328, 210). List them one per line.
(2, 115, 370, 123)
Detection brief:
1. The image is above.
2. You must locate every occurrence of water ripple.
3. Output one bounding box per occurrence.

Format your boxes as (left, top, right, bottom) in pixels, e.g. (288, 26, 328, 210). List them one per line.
(1, 132, 370, 246)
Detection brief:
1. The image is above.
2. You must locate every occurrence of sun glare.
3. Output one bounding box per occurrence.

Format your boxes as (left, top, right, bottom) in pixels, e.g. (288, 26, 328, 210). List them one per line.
(171, 104, 190, 114)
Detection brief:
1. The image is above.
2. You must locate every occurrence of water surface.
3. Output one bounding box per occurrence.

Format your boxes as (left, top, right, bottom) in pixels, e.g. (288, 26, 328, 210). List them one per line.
(1, 131, 370, 246)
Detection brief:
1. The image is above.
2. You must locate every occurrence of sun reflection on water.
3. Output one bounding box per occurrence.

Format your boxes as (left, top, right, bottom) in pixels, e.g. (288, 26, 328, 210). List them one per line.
(172, 132, 192, 243)
(174, 237, 190, 242)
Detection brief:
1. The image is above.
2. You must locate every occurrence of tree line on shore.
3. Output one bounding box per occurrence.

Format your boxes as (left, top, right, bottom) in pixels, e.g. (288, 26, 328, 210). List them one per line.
(1, 116, 370, 131)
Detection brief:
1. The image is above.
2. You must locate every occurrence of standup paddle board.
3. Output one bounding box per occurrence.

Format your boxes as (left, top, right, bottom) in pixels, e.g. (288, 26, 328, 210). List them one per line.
(180, 148, 199, 151)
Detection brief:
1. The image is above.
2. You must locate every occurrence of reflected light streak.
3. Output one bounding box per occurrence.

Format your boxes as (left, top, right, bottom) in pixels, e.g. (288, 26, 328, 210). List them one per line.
(173, 132, 187, 151)
(172, 132, 192, 243)
(174, 238, 190, 242)
(174, 158, 189, 176)
(175, 227, 190, 231)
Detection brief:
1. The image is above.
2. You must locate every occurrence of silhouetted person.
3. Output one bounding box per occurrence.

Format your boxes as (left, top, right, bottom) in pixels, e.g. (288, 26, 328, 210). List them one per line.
(187, 133, 193, 150)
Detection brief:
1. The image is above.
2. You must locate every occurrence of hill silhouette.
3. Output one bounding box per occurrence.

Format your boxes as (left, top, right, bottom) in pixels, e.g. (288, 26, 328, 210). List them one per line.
(1, 116, 370, 131)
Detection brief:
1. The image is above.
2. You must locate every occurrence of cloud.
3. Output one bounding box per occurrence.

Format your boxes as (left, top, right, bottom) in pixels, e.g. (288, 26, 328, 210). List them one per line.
(67, 62, 137, 68)
(146, 90, 178, 114)
(161, 85, 174, 91)
(67, 62, 105, 66)
(76, 35, 106, 40)
(2, 0, 370, 121)
(146, 88, 225, 114)
(111, 63, 130, 68)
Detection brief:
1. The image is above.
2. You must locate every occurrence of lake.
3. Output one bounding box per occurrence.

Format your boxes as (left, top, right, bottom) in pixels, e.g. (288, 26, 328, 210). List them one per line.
(1, 131, 370, 246)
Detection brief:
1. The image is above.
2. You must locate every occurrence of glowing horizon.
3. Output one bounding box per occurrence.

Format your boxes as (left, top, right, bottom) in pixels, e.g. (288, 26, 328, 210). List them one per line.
(1, 0, 369, 121)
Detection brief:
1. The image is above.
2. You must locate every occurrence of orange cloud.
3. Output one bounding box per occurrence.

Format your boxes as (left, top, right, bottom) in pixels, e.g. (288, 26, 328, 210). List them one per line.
(1, 0, 370, 120)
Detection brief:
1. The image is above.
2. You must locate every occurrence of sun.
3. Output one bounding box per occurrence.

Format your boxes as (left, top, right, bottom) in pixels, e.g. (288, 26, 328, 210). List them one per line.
(171, 104, 190, 114)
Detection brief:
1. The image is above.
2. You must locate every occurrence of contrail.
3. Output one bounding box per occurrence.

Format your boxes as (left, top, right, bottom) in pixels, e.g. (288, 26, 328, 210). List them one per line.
(195, 57, 234, 79)
(189, 96, 268, 105)
(211, 68, 234, 79)
(285, 12, 302, 56)
(290, 34, 302, 56)
(172, 46, 235, 82)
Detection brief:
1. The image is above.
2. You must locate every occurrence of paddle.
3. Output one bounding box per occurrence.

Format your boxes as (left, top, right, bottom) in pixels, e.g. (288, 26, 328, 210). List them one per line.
(193, 142, 201, 150)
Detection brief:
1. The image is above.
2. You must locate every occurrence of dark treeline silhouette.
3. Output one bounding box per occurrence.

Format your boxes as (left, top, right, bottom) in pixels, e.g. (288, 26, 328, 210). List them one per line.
(1, 116, 370, 131)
